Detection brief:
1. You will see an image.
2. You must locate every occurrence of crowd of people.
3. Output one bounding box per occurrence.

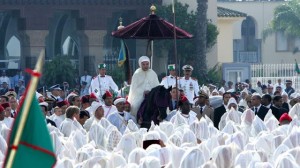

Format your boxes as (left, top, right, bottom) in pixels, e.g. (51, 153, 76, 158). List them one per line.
(0, 56, 300, 167)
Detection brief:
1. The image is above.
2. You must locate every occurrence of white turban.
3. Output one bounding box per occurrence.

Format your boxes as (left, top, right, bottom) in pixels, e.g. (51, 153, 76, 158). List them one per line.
(228, 97, 238, 106)
(88, 101, 103, 115)
(113, 97, 126, 105)
(138, 56, 150, 67)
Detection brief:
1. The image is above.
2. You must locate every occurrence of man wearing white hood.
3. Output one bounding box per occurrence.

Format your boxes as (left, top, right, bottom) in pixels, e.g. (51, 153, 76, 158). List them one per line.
(128, 56, 159, 117)
(83, 101, 104, 131)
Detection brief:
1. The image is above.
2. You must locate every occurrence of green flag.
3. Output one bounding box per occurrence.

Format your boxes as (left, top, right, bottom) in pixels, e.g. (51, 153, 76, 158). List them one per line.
(295, 59, 300, 74)
(4, 96, 56, 167)
(4, 50, 56, 168)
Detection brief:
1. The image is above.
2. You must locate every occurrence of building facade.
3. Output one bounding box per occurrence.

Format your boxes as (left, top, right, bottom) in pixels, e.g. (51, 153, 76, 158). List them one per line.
(0, 0, 162, 77)
(219, 0, 300, 64)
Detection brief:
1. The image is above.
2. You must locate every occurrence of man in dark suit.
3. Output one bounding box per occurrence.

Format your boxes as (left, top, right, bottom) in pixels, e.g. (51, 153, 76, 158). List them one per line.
(270, 95, 288, 121)
(262, 94, 272, 108)
(168, 87, 178, 111)
(192, 92, 214, 121)
(213, 92, 231, 129)
(251, 94, 269, 121)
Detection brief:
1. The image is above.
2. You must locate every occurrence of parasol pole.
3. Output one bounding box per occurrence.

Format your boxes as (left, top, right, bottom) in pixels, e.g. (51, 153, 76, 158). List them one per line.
(150, 5, 156, 69)
(172, 0, 179, 107)
(151, 40, 154, 69)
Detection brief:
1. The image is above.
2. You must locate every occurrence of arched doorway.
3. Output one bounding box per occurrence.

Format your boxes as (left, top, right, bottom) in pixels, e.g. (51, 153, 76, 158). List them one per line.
(5, 35, 21, 69)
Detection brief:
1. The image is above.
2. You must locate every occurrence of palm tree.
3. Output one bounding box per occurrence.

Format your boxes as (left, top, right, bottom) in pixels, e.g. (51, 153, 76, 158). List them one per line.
(263, 0, 300, 40)
(195, 0, 208, 80)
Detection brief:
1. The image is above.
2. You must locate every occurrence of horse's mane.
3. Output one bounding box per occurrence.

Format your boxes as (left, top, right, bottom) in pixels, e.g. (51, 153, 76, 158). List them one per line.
(142, 85, 169, 120)
(145, 85, 162, 112)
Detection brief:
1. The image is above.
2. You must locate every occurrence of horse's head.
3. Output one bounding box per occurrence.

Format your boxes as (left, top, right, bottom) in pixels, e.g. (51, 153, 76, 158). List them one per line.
(156, 86, 172, 121)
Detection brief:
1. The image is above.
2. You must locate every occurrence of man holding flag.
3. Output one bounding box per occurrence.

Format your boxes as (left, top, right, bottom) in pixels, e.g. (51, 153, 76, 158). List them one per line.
(3, 50, 56, 168)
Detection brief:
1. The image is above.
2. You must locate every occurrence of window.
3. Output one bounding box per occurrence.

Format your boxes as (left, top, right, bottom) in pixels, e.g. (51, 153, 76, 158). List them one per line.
(275, 31, 300, 52)
(241, 17, 257, 51)
(5, 36, 21, 69)
(62, 36, 79, 58)
(276, 31, 288, 51)
(6, 36, 21, 58)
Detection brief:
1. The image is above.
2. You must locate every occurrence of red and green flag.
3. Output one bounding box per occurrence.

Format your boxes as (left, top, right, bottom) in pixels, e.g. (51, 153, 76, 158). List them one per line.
(3, 50, 56, 168)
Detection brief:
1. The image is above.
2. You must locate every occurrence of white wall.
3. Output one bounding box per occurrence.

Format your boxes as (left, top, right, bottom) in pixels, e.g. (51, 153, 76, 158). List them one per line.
(219, 1, 300, 64)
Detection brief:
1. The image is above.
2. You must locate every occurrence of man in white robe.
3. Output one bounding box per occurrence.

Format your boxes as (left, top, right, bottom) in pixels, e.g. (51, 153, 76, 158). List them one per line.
(0, 105, 13, 128)
(59, 106, 84, 137)
(0, 102, 14, 128)
(48, 106, 64, 128)
(168, 96, 197, 125)
(83, 101, 104, 131)
(128, 56, 159, 117)
(107, 97, 135, 134)
(102, 91, 117, 118)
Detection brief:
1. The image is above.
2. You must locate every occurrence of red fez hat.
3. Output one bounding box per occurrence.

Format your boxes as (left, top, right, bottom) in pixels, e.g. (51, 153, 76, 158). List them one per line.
(1, 102, 10, 109)
(178, 96, 189, 106)
(90, 93, 97, 99)
(0, 105, 4, 112)
(125, 100, 131, 105)
(279, 113, 292, 123)
(81, 95, 90, 104)
(180, 96, 188, 103)
(105, 91, 113, 97)
(56, 100, 68, 108)
(102, 91, 113, 100)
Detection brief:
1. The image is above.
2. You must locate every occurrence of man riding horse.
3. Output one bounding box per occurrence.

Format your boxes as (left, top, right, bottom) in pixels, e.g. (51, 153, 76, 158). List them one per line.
(128, 56, 159, 119)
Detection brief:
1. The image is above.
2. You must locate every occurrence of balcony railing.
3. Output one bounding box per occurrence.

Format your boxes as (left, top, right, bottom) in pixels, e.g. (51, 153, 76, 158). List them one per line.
(233, 39, 261, 63)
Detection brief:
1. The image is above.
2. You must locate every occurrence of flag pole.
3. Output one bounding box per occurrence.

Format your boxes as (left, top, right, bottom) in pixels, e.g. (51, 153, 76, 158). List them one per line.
(172, 0, 179, 107)
(6, 49, 45, 168)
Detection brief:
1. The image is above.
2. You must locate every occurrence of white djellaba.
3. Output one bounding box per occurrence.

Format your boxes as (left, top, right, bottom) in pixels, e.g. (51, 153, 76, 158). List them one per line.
(127, 56, 159, 117)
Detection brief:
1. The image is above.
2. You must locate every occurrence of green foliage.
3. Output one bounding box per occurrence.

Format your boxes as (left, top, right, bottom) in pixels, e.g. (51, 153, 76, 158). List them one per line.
(263, 0, 300, 40)
(204, 64, 222, 86)
(207, 22, 219, 50)
(155, 1, 218, 67)
(43, 56, 76, 87)
(106, 65, 125, 88)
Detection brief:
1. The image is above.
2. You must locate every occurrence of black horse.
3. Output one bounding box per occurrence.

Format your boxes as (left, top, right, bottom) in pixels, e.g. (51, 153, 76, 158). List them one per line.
(137, 85, 172, 129)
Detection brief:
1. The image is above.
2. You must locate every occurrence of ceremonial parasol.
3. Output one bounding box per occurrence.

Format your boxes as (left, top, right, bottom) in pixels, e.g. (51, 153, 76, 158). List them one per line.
(111, 5, 193, 68)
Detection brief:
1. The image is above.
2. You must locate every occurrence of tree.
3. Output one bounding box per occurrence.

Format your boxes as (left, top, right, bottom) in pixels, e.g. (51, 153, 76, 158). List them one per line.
(196, 0, 208, 81)
(155, 1, 218, 79)
(263, 0, 300, 40)
(42, 56, 76, 87)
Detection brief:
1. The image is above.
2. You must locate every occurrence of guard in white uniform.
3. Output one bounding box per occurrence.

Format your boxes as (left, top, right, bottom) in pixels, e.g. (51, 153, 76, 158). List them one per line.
(160, 64, 178, 89)
(178, 65, 199, 104)
(89, 63, 118, 100)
